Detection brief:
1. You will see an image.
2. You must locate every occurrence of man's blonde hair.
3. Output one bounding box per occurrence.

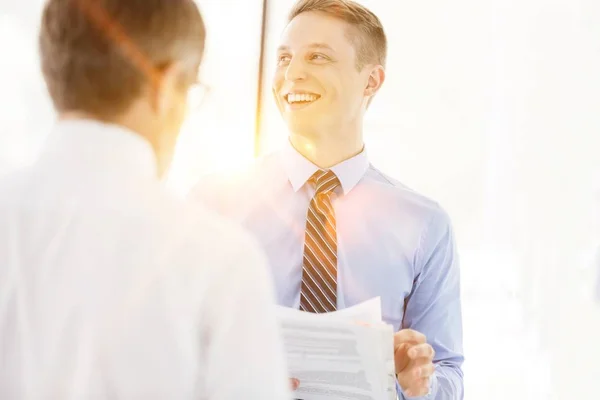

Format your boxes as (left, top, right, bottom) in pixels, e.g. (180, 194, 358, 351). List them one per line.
(288, 0, 387, 70)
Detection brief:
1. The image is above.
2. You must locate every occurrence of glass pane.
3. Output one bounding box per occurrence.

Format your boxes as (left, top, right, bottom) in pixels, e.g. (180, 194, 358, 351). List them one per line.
(167, 0, 264, 195)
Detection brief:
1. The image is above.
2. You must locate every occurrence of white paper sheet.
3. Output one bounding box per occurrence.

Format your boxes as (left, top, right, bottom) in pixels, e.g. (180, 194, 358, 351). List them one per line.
(276, 298, 396, 400)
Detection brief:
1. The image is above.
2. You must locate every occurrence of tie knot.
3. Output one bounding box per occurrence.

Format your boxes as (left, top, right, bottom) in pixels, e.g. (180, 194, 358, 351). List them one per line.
(310, 169, 340, 194)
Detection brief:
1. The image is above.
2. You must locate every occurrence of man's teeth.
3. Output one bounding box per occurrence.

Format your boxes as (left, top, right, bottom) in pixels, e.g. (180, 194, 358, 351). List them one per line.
(287, 93, 318, 103)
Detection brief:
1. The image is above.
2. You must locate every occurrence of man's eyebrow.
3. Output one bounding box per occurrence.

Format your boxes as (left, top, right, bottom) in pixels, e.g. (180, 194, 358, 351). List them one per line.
(307, 43, 335, 51)
(276, 43, 335, 53)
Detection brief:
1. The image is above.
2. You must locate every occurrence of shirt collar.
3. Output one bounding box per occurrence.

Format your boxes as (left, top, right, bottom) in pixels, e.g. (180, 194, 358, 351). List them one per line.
(281, 139, 369, 195)
(41, 118, 158, 180)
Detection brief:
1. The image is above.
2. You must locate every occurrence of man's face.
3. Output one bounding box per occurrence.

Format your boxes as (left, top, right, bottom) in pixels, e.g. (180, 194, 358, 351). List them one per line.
(273, 12, 372, 135)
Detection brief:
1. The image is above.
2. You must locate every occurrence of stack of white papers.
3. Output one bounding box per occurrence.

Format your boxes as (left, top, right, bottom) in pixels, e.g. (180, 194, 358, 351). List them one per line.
(276, 298, 396, 400)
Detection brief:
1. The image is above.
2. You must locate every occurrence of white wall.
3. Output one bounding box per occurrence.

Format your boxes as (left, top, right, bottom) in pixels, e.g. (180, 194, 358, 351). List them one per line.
(0, 2, 54, 176)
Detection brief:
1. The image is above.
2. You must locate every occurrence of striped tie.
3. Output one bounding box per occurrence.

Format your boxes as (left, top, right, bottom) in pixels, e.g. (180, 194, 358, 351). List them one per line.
(300, 169, 340, 313)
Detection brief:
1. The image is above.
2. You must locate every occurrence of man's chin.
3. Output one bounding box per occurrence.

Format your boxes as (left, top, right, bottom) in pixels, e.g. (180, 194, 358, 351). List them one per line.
(285, 118, 319, 135)
(285, 112, 321, 128)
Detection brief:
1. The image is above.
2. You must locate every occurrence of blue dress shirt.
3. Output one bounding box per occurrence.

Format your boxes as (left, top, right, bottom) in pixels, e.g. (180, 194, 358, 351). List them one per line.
(190, 141, 464, 399)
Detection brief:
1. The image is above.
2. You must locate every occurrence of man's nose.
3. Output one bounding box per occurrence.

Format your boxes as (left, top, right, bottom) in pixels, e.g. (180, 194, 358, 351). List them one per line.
(284, 57, 307, 82)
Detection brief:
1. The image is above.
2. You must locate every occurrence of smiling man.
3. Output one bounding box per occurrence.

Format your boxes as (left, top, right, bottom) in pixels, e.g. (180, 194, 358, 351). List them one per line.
(190, 0, 464, 398)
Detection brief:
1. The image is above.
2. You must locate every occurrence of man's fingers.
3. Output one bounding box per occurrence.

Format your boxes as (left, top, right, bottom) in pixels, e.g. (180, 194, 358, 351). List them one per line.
(394, 342, 411, 373)
(394, 329, 432, 391)
(394, 342, 410, 355)
(395, 340, 433, 374)
(407, 343, 435, 360)
(289, 378, 300, 391)
(401, 358, 435, 379)
(394, 329, 426, 349)
(404, 378, 430, 398)
(409, 361, 435, 379)
(397, 359, 434, 397)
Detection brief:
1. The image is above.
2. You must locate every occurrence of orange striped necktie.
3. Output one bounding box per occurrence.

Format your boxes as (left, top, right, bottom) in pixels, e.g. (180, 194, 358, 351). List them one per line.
(300, 169, 340, 313)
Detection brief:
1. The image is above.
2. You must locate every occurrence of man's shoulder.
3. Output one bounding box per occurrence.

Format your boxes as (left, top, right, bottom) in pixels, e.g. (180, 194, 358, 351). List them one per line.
(0, 167, 33, 191)
(0, 166, 39, 208)
(196, 151, 281, 188)
(150, 189, 260, 247)
(364, 165, 449, 223)
(0, 164, 260, 261)
(106, 186, 267, 286)
(181, 203, 262, 250)
(188, 150, 284, 208)
(160, 201, 268, 287)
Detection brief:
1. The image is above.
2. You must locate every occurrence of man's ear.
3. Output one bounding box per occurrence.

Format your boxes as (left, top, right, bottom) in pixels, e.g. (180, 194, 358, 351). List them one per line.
(151, 61, 183, 116)
(364, 65, 385, 97)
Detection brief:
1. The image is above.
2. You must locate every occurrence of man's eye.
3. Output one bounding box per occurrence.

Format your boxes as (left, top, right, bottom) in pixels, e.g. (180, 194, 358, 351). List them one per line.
(277, 55, 291, 65)
(311, 54, 328, 61)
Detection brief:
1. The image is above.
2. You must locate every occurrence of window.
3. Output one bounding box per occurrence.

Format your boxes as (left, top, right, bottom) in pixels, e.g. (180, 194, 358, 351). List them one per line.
(167, 0, 265, 195)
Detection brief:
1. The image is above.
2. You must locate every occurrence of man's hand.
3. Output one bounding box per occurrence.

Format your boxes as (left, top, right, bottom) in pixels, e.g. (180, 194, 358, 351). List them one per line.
(289, 378, 300, 391)
(394, 329, 435, 398)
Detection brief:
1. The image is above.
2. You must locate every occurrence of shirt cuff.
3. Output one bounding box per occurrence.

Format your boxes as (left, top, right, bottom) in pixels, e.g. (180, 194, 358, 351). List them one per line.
(397, 372, 438, 400)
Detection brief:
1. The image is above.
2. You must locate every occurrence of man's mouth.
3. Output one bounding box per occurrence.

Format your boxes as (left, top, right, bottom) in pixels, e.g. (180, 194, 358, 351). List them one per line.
(285, 92, 321, 105)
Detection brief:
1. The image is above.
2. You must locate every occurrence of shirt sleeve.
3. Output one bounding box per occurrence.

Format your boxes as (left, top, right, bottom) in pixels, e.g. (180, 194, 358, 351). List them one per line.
(399, 209, 465, 400)
(200, 231, 291, 400)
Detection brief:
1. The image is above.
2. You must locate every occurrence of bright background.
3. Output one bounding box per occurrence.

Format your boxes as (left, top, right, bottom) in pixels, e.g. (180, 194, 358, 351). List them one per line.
(1, 0, 600, 398)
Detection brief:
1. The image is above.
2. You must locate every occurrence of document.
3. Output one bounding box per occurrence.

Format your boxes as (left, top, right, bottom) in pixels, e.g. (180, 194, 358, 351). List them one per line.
(276, 298, 396, 400)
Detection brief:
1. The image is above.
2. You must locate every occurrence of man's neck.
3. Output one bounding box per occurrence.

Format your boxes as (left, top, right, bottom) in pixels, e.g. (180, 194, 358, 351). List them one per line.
(59, 110, 168, 178)
(289, 132, 364, 169)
